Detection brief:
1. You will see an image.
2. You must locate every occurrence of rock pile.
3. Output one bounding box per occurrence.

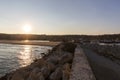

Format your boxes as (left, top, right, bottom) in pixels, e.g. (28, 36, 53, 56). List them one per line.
(82, 43, 120, 65)
(0, 42, 76, 80)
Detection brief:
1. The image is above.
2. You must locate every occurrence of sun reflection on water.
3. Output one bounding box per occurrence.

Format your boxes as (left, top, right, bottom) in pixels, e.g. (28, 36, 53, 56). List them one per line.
(24, 40, 29, 42)
(19, 45, 33, 67)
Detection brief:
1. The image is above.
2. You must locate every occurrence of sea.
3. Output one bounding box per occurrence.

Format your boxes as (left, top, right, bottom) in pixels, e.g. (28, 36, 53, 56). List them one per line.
(99, 43, 120, 46)
(0, 43, 52, 77)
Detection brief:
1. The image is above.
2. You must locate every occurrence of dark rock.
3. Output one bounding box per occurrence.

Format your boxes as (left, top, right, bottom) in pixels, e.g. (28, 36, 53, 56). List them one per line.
(47, 55, 59, 65)
(27, 68, 44, 80)
(30, 59, 47, 69)
(59, 53, 73, 64)
(27, 72, 45, 80)
(0, 72, 13, 80)
(62, 42, 76, 53)
(40, 66, 50, 79)
(47, 62, 56, 72)
(49, 67, 63, 80)
(62, 63, 71, 80)
(11, 70, 28, 80)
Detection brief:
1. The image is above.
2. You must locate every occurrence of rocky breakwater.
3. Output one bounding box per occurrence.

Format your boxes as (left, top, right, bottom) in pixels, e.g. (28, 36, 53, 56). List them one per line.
(81, 43, 120, 65)
(0, 42, 76, 80)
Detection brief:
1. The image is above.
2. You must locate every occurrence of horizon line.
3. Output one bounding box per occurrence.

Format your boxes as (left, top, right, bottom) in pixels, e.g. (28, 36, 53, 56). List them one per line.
(0, 33, 120, 36)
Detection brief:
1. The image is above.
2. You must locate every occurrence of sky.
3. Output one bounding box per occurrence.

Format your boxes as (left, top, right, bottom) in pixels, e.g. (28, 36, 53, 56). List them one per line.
(0, 0, 120, 35)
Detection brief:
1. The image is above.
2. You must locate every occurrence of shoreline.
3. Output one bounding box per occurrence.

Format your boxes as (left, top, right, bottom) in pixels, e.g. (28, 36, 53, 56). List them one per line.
(0, 42, 76, 80)
(0, 40, 60, 47)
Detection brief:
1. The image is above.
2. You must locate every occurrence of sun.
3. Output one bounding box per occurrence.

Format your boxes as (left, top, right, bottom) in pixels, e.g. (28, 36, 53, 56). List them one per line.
(23, 24, 32, 33)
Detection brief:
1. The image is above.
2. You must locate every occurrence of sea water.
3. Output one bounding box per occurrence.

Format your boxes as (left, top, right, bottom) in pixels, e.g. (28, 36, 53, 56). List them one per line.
(0, 43, 52, 77)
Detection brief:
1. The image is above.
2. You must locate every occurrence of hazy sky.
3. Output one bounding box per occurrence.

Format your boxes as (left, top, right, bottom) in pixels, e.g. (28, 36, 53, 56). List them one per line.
(0, 0, 120, 35)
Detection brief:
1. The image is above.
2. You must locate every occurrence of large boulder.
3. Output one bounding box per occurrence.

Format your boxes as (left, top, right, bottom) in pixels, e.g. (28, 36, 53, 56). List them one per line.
(62, 42, 76, 53)
(27, 68, 44, 80)
(46, 55, 60, 65)
(59, 52, 73, 64)
(30, 59, 47, 69)
(11, 67, 30, 80)
(62, 63, 71, 80)
(46, 62, 56, 72)
(49, 67, 63, 80)
(40, 66, 50, 79)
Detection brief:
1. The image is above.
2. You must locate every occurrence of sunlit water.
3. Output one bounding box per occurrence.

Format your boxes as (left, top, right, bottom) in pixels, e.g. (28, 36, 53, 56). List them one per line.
(0, 43, 52, 77)
(99, 43, 120, 46)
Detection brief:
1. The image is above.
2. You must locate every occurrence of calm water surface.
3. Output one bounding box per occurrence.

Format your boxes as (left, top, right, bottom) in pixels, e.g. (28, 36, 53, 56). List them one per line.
(0, 43, 52, 77)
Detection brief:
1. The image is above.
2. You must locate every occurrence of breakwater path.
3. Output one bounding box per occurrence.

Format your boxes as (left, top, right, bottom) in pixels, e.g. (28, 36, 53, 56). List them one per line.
(70, 45, 96, 80)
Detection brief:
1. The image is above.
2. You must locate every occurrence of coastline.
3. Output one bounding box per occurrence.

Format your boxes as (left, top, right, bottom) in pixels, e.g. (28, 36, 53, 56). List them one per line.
(0, 40, 60, 47)
(0, 42, 76, 80)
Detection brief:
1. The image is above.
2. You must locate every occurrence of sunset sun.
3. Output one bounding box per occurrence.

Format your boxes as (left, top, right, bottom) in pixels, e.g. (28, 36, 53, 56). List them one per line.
(23, 24, 32, 33)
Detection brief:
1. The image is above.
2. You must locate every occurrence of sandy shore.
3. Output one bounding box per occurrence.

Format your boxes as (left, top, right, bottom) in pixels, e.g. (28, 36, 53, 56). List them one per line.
(0, 40, 60, 46)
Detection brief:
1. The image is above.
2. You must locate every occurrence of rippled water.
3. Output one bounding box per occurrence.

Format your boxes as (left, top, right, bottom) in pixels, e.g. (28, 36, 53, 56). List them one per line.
(0, 43, 52, 77)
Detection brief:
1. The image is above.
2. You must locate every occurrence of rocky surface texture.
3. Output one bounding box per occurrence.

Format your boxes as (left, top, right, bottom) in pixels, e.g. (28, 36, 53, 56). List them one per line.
(83, 48, 120, 80)
(82, 43, 120, 65)
(0, 42, 76, 80)
(70, 45, 96, 80)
